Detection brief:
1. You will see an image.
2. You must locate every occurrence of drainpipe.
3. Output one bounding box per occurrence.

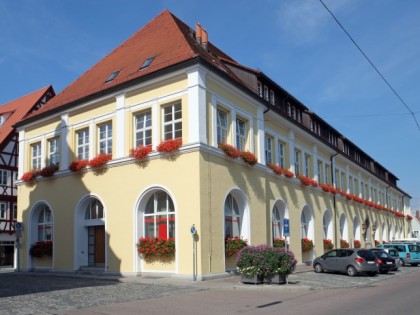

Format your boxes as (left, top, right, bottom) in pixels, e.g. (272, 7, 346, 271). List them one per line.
(330, 152, 339, 248)
(401, 195, 407, 238)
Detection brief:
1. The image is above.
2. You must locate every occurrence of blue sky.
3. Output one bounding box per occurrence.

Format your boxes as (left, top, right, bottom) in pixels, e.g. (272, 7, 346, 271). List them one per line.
(1, 0, 420, 209)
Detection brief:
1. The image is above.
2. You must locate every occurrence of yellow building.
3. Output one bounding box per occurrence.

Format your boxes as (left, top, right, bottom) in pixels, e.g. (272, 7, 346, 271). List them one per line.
(15, 10, 411, 279)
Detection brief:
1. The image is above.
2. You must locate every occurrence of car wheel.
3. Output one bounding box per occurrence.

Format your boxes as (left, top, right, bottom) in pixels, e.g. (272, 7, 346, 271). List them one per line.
(347, 265, 357, 277)
(314, 263, 323, 273)
(411, 264, 418, 267)
(379, 270, 389, 274)
(367, 272, 376, 276)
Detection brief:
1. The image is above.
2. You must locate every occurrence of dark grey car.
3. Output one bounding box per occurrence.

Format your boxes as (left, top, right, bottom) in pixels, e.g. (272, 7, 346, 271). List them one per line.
(313, 248, 378, 276)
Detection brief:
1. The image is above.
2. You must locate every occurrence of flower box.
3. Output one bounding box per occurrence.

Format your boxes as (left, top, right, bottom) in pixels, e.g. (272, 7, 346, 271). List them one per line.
(264, 273, 287, 284)
(218, 143, 240, 159)
(241, 274, 263, 284)
(40, 165, 59, 177)
(89, 153, 112, 168)
(267, 163, 283, 175)
(137, 237, 175, 260)
(354, 240, 361, 248)
(157, 138, 182, 153)
(340, 239, 350, 248)
(69, 160, 89, 172)
(273, 238, 286, 248)
(323, 239, 333, 250)
(240, 151, 257, 166)
(301, 238, 314, 252)
(130, 145, 152, 161)
(225, 236, 247, 258)
(21, 170, 39, 182)
(29, 240, 53, 257)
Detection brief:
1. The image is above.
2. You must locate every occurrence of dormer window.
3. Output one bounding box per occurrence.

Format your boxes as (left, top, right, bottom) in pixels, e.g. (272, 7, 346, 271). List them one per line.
(140, 56, 155, 70)
(105, 70, 120, 83)
(0, 115, 4, 126)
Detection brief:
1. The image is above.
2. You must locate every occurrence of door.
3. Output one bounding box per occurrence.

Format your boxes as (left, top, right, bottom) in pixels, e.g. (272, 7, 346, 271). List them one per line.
(88, 226, 105, 267)
(94, 226, 105, 265)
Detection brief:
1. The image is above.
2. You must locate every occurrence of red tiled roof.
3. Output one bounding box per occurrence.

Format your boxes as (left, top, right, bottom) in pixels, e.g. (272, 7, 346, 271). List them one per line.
(26, 10, 253, 120)
(0, 86, 54, 144)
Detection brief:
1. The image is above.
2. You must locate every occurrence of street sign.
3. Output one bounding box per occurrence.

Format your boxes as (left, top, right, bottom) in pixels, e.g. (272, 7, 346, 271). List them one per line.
(190, 224, 197, 235)
(283, 218, 290, 236)
(15, 222, 23, 231)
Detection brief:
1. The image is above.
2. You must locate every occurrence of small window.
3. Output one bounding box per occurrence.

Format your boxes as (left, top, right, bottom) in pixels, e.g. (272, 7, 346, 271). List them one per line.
(105, 70, 120, 83)
(140, 56, 155, 70)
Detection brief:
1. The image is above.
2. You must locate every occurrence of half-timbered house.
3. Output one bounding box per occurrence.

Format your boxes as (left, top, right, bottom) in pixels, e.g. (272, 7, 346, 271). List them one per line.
(0, 86, 54, 266)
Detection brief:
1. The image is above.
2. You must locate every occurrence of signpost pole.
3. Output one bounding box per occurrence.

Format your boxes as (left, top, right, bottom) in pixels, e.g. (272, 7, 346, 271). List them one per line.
(190, 225, 197, 281)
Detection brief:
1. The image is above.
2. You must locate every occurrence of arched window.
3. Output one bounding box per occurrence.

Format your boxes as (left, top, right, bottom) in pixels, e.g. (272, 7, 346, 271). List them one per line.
(85, 198, 104, 220)
(272, 205, 284, 239)
(340, 214, 348, 240)
(37, 206, 53, 241)
(323, 211, 332, 239)
(301, 212, 307, 238)
(144, 191, 175, 239)
(224, 194, 241, 238)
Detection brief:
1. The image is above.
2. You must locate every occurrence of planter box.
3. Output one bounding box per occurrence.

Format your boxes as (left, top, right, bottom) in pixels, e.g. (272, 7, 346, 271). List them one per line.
(240, 274, 263, 284)
(264, 273, 288, 284)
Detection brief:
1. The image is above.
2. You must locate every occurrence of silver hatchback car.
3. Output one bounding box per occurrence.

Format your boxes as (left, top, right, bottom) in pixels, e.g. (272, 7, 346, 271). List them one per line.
(313, 248, 378, 276)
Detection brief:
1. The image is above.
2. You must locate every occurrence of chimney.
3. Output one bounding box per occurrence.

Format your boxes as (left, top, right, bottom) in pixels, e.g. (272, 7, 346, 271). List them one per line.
(195, 23, 202, 45)
(202, 28, 208, 51)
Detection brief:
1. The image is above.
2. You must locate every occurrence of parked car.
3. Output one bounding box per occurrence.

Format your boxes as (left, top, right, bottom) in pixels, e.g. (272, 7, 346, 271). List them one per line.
(313, 248, 378, 277)
(377, 243, 420, 266)
(380, 247, 402, 270)
(368, 249, 396, 273)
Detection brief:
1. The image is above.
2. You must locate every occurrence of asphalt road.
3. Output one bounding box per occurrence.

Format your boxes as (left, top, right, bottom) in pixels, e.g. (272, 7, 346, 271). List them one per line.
(1, 266, 419, 315)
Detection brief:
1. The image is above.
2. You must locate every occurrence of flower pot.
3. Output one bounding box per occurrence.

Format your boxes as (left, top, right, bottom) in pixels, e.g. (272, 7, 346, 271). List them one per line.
(264, 273, 287, 284)
(240, 274, 263, 284)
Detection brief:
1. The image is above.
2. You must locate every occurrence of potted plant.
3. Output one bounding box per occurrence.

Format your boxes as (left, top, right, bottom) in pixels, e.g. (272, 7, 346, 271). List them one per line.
(218, 143, 240, 159)
(129, 145, 152, 161)
(323, 239, 333, 250)
(236, 245, 297, 285)
(225, 236, 247, 258)
(29, 240, 53, 258)
(354, 240, 361, 248)
(157, 138, 182, 153)
(137, 237, 175, 260)
(301, 238, 314, 252)
(240, 151, 257, 166)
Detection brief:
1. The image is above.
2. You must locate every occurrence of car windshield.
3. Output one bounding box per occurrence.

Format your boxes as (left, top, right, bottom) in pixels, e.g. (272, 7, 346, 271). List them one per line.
(388, 249, 398, 256)
(408, 245, 420, 252)
(357, 250, 376, 260)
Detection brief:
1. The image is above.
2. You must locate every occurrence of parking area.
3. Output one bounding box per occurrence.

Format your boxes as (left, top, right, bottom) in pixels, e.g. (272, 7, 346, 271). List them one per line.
(1, 265, 419, 315)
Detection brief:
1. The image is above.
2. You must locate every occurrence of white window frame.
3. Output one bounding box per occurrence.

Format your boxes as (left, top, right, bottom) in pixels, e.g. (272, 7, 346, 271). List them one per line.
(37, 206, 53, 241)
(48, 137, 60, 166)
(31, 142, 42, 170)
(277, 141, 285, 168)
(143, 191, 175, 239)
(304, 153, 310, 177)
(77, 128, 90, 160)
(0, 202, 7, 219)
(0, 170, 9, 186)
(317, 160, 323, 184)
(236, 118, 246, 151)
(162, 102, 182, 140)
(265, 135, 273, 165)
(294, 150, 301, 175)
(134, 109, 152, 147)
(217, 108, 228, 144)
(98, 122, 112, 155)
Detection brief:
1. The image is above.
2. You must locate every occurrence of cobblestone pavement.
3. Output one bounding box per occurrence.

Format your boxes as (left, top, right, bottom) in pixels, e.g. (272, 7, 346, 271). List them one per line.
(0, 266, 419, 315)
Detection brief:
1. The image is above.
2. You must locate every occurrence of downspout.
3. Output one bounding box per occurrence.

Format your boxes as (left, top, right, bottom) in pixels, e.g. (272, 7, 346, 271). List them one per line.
(402, 195, 407, 238)
(330, 152, 339, 248)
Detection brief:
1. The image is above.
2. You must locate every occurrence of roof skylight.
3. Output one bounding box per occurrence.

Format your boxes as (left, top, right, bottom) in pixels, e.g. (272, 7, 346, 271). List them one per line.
(140, 56, 155, 70)
(105, 70, 120, 83)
